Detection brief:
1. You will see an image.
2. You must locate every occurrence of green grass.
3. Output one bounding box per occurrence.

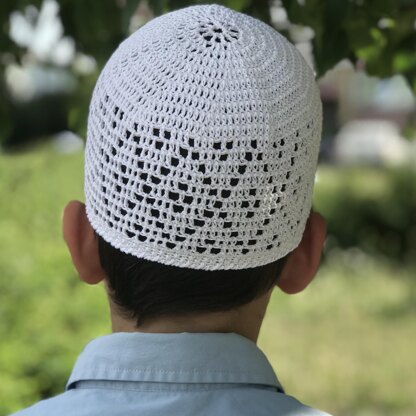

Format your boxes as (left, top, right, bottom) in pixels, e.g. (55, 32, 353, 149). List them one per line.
(259, 251, 416, 415)
(0, 141, 415, 415)
(0, 141, 109, 414)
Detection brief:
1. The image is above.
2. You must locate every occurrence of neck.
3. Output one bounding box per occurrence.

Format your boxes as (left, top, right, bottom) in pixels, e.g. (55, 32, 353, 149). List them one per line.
(107, 289, 273, 344)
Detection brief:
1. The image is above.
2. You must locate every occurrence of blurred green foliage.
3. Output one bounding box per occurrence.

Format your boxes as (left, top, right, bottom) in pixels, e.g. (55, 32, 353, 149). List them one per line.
(0, 142, 109, 414)
(0, 143, 415, 415)
(282, 0, 416, 91)
(315, 165, 416, 266)
(1, 0, 415, 144)
(261, 250, 416, 416)
(2, 0, 415, 84)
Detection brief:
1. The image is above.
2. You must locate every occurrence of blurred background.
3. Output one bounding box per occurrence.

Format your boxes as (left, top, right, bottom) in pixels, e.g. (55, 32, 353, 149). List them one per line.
(0, 1, 415, 415)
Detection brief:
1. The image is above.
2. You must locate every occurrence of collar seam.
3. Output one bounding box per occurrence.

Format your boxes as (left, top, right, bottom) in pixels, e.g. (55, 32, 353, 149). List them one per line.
(72, 366, 276, 375)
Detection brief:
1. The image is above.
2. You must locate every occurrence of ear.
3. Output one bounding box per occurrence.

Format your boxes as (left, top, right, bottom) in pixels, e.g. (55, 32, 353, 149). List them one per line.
(62, 200, 106, 285)
(276, 210, 326, 294)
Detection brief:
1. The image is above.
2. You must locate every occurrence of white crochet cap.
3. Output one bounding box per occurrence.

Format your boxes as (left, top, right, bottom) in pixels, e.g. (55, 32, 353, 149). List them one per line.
(85, 4, 322, 270)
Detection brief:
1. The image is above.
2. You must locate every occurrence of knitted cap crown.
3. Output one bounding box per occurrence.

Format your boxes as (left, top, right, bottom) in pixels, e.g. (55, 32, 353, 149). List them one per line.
(85, 4, 322, 270)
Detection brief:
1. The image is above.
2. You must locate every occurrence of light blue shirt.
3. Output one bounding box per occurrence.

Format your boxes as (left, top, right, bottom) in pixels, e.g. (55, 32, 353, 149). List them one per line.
(11, 332, 331, 415)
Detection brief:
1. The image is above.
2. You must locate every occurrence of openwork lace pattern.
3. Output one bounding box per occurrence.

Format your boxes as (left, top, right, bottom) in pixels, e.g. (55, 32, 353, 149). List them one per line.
(84, 4, 322, 270)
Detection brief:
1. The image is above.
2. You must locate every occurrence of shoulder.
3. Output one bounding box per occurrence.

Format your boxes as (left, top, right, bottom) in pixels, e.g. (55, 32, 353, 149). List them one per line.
(9, 396, 67, 416)
(9, 388, 333, 416)
(224, 388, 333, 416)
(8, 390, 90, 416)
(278, 395, 332, 416)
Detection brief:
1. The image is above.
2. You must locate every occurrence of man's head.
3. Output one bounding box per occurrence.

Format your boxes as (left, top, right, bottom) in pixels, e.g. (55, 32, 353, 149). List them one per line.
(62, 4, 326, 341)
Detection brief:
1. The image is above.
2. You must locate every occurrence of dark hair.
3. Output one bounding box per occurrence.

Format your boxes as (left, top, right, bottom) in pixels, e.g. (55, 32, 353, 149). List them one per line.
(96, 233, 289, 327)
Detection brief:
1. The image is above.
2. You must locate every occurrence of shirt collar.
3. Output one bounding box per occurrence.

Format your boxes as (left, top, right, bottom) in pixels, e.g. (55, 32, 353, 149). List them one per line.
(66, 332, 283, 392)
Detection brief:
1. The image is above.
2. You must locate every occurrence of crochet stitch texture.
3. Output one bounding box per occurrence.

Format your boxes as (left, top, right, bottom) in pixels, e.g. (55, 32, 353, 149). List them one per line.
(84, 4, 323, 270)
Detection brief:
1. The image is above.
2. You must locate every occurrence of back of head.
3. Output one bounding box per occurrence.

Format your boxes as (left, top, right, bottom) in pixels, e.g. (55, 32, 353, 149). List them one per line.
(85, 4, 322, 325)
